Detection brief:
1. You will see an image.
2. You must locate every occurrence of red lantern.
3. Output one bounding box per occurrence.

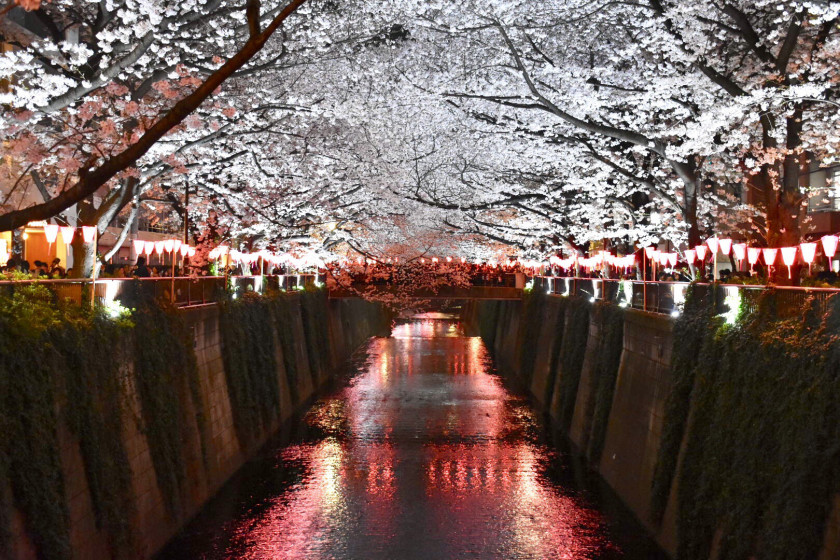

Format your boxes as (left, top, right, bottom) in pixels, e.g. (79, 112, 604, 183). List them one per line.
(180, 243, 190, 257)
(81, 226, 96, 243)
(706, 237, 719, 255)
(644, 246, 656, 259)
(144, 241, 155, 255)
(163, 239, 175, 253)
(667, 253, 677, 267)
(762, 247, 778, 267)
(718, 238, 732, 255)
(747, 247, 760, 265)
(43, 224, 59, 244)
(732, 243, 747, 262)
(695, 245, 708, 261)
(822, 235, 839, 259)
(685, 249, 696, 264)
(781, 246, 797, 279)
(60, 226, 75, 244)
(154, 241, 165, 254)
(801, 242, 817, 274)
(132, 239, 145, 256)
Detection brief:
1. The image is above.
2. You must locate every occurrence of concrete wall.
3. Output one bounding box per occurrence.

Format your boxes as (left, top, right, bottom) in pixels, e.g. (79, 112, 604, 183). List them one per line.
(462, 295, 839, 559)
(6, 295, 384, 560)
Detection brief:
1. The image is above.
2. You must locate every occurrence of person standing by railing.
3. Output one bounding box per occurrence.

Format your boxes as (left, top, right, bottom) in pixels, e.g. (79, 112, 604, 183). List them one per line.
(134, 257, 151, 278)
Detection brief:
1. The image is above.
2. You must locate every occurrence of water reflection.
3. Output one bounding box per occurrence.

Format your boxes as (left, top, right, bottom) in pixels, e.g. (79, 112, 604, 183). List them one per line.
(158, 314, 663, 560)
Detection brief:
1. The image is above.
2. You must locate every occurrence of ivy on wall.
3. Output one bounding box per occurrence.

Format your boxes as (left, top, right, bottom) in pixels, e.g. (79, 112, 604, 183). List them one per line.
(300, 289, 330, 382)
(0, 283, 383, 560)
(54, 316, 135, 555)
(219, 293, 282, 449)
(517, 290, 545, 386)
(0, 285, 137, 559)
(270, 294, 303, 404)
(650, 285, 719, 524)
(541, 297, 569, 406)
(0, 285, 71, 560)
(132, 291, 209, 521)
(654, 287, 840, 559)
(554, 297, 591, 428)
(584, 302, 624, 464)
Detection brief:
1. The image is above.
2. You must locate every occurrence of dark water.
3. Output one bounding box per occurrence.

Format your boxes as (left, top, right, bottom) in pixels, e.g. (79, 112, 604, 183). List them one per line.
(158, 314, 667, 560)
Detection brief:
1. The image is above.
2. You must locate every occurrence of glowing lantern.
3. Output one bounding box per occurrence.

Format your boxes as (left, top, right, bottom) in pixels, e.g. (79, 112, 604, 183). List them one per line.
(644, 246, 656, 259)
(762, 248, 778, 267)
(801, 242, 817, 262)
(718, 238, 732, 255)
(421, 258, 426, 264)
(180, 243, 190, 257)
(446, 256, 452, 263)
(781, 246, 797, 279)
(822, 235, 839, 260)
(173, 239, 182, 252)
(706, 237, 719, 255)
(143, 241, 155, 255)
(43, 224, 59, 244)
(733, 243, 747, 262)
(81, 226, 97, 243)
(695, 245, 708, 261)
(685, 249, 696, 264)
(154, 241, 165, 255)
(461, 257, 466, 263)
(658, 253, 668, 266)
(667, 253, 677, 267)
(163, 239, 175, 253)
(187, 247, 196, 257)
(59, 226, 75, 245)
(801, 242, 817, 274)
(432, 257, 439, 263)
(132, 239, 145, 256)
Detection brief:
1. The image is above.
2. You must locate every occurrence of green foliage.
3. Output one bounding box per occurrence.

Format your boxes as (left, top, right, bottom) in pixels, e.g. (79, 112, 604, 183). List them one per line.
(518, 290, 546, 384)
(0, 284, 137, 560)
(650, 284, 720, 523)
(300, 289, 330, 381)
(0, 286, 69, 560)
(270, 294, 303, 404)
(131, 291, 207, 520)
(655, 287, 840, 559)
(53, 316, 135, 555)
(219, 293, 282, 449)
(543, 297, 569, 405)
(555, 297, 591, 428)
(585, 302, 625, 463)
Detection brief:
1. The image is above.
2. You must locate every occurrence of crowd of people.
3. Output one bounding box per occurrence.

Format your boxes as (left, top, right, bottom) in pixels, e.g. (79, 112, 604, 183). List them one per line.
(0, 256, 177, 280)
(2, 257, 68, 278)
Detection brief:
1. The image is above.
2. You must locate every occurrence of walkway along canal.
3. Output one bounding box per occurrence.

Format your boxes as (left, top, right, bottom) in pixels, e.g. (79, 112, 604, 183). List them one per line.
(157, 313, 666, 559)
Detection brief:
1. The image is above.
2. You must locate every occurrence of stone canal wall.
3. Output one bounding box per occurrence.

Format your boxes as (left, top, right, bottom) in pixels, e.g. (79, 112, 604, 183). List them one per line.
(462, 290, 840, 560)
(3, 292, 386, 560)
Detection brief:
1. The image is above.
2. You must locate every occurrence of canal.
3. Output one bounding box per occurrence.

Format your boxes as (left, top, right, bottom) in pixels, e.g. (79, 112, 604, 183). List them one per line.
(157, 313, 666, 559)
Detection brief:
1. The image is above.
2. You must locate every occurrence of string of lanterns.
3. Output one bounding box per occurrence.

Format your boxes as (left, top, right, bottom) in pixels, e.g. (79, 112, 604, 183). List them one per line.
(685, 235, 839, 279)
(543, 234, 840, 279)
(39, 223, 197, 260)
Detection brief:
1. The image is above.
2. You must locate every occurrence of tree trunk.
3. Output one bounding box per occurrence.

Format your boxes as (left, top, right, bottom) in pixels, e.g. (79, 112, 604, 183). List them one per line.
(70, 235, 96, 278)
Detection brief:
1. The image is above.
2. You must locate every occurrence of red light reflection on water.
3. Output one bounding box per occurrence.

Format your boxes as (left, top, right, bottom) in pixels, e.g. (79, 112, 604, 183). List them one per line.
(220, 317, 616, 559)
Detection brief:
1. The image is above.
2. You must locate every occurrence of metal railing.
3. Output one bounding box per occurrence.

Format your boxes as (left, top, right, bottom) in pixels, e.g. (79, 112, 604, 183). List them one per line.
(533, 276, 840, 318)
(0, 274, 320, 308)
